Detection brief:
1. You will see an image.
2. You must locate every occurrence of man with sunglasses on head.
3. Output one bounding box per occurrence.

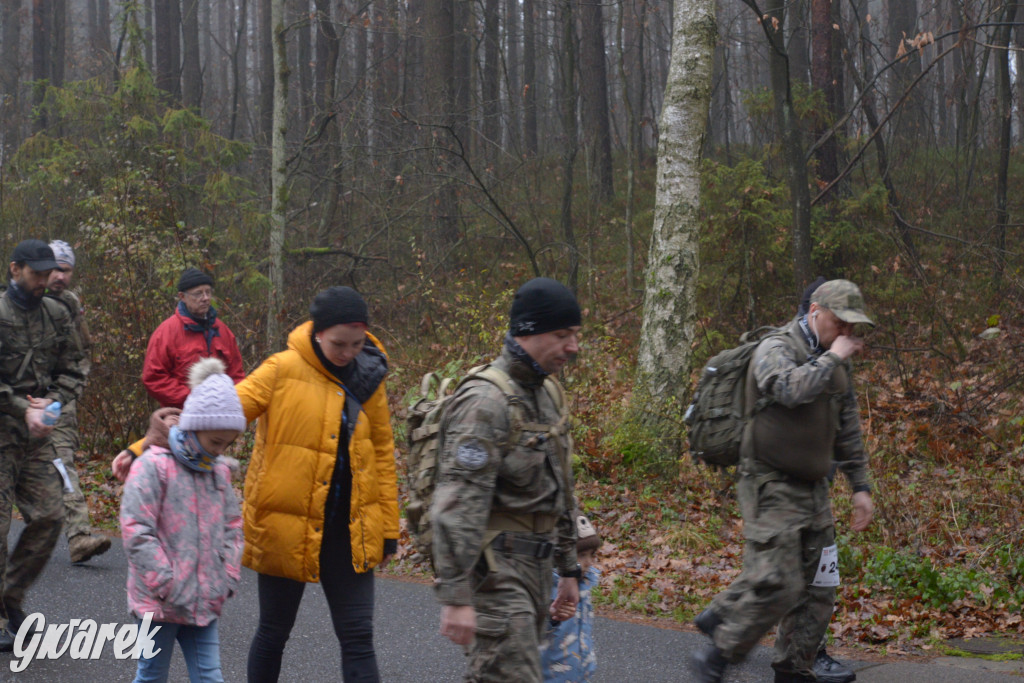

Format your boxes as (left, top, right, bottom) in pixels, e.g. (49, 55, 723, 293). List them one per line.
(44, 241, 112, 565)
(141, 267, 244, 409)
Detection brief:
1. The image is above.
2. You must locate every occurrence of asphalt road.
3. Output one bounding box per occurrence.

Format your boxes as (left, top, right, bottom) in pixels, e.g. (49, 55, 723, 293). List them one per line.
(1, 524, 1018, 682)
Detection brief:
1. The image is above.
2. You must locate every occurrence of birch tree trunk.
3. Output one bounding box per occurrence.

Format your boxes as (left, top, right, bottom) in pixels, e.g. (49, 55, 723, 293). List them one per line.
(268, 0, 288, 348)
(636, 0, 715, 429)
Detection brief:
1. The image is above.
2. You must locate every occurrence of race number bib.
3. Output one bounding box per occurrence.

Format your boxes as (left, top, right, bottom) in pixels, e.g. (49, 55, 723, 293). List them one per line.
(811, 544, 840, 587)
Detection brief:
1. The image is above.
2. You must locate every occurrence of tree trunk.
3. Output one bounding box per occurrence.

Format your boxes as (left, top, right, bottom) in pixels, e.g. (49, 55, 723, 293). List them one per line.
(51, 0, 64, 86)
(153, 0, 181, 101)
(845, 0, 918, 266)
(750, 0, 812, 290)
(269, 0, 289, 348)
(370, 0, 397, 155)
(617, 0, 639, 288)
(560, 0, 578, 292)
(144, 0, 154, 70)
(810, 0, 839, 185)
(1, 0, 23, 150)
(424, 0, 460, 246)
(787, 0, 809, 84)
(351, 0, 368, 150)
(482, 0, 500, 153)
(578, 0, 613, 202)
(294, 0, 312, 128)
(993, 0, 1017, 285)
(230, 0, 250, 139)
(888, 0, 923, 137)
(181, 0, 202, 109)
(505, 0, 520, 148)
(403, 0, 424, 120)
(258, 0, 274, 143)
(636, 0, 715, 421)
(1015, 21, 1024, 151)
(630, 0, 650, 163)
(522, 0, 537, 154)
(32, 0, 51, 128)
(97, 0, 110, 50)
(314, 0, 342, 242)
(451, 0, 471, 151)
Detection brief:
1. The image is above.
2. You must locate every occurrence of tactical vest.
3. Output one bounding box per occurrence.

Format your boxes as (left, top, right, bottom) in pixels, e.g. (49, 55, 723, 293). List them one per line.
(0, 293, 73, 397)
(742, 325, 849, 481)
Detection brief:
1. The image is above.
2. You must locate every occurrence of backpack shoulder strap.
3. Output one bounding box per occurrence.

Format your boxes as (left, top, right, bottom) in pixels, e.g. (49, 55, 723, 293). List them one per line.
(746, 326, 807, 418)
(469, 365, 526, 434)
(45, 291, 79, 321)
(541, 376, 567, 417)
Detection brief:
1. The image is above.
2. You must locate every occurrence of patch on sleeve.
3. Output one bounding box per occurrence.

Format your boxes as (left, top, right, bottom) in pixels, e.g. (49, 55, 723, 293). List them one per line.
(455, 441, 489, 470)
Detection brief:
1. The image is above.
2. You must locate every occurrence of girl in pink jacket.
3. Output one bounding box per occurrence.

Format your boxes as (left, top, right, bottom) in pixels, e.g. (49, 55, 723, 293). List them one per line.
(120, 358, 245, 683)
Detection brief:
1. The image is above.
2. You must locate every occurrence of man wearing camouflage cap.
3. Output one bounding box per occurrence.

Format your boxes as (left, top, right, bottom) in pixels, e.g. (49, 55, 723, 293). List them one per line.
(46, 241, 111, 565)
(0, 240, 87, 650)
(433, 277, 581, 682)
(691, 279, 875, 683)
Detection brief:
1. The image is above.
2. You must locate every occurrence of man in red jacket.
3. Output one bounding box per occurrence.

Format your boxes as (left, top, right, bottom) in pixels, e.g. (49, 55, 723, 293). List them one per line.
(141, 268, 245, 408)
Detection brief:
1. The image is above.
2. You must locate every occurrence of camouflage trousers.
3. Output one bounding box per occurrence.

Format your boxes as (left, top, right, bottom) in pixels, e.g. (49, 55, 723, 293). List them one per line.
(0, 437, 64, 620)
(710, 468, 835, 678)
(54, 445, 91, 540)
(51, 407, 92, 540)
(463, 541, 554, 683)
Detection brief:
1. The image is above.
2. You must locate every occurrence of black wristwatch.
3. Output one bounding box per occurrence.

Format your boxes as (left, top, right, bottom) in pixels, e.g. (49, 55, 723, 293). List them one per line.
(560, 564, 583, 579)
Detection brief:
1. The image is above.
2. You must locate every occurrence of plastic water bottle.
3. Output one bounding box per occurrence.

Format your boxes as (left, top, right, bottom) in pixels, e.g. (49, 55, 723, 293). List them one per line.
(42, 402, 62, 426)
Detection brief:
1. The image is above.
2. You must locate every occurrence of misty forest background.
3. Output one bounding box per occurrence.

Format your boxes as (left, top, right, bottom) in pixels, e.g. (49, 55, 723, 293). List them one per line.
(2, 0, 1024, 653)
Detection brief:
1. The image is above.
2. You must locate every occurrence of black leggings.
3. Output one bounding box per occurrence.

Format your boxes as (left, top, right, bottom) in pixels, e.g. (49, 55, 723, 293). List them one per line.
(246, 527, 379, 682)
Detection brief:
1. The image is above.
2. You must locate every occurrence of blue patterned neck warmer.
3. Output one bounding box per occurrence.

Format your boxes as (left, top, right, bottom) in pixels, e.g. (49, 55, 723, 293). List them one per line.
(168, 426, 217, 473)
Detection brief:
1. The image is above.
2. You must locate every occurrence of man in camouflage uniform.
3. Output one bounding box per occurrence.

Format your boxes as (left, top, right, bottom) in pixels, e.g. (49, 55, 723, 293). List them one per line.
(797, 277, 857, 683)
(46, 241, 111, 565)
(691, 280, 875, 683)
(0, 240, 87, 650)
(433, 277, 582, 682)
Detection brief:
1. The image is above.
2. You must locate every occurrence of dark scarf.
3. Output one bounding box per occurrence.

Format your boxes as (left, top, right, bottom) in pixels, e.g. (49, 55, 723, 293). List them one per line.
(178, 300, 221, 351)
(311, 331, 389, 526)
(504, 332, 549, 376)
(7, 280, 43, 310)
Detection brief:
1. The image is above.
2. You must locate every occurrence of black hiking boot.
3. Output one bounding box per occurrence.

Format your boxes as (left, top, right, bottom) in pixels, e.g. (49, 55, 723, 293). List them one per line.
(694, 607, 723, 638)
(0, 627, 13, 652)
(690, 644, 728, 683)
(812, 648, 856, 683)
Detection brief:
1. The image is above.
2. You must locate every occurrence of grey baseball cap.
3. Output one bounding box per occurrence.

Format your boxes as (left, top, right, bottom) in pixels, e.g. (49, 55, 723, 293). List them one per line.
(810, 279, 874, 326)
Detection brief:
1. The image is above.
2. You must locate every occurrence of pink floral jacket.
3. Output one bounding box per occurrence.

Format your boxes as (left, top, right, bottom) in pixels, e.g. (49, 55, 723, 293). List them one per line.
(120, 446, 243, 626)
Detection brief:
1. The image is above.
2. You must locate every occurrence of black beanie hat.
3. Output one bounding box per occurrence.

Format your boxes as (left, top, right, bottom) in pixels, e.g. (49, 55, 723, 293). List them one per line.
(798, 276, 827, 316)
(310, 286, 368, 332)
(178, 267, 214, 292)
(509, 277, 581, 337)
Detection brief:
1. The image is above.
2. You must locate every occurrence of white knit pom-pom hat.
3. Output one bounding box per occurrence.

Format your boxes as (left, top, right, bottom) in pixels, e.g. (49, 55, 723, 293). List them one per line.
(178, 358, 247, 432)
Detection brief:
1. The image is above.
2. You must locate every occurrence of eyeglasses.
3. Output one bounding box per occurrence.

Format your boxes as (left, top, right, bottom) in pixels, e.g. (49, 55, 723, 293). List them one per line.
(184, 288, 213, 300)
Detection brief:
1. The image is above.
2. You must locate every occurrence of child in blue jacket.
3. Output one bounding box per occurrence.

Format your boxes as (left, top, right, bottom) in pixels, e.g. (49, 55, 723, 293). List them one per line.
(540, 514, 602, 682)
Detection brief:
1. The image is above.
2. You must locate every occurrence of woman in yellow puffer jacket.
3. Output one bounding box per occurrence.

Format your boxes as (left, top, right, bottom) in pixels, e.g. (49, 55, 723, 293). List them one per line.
(240, 286, 398, 683)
